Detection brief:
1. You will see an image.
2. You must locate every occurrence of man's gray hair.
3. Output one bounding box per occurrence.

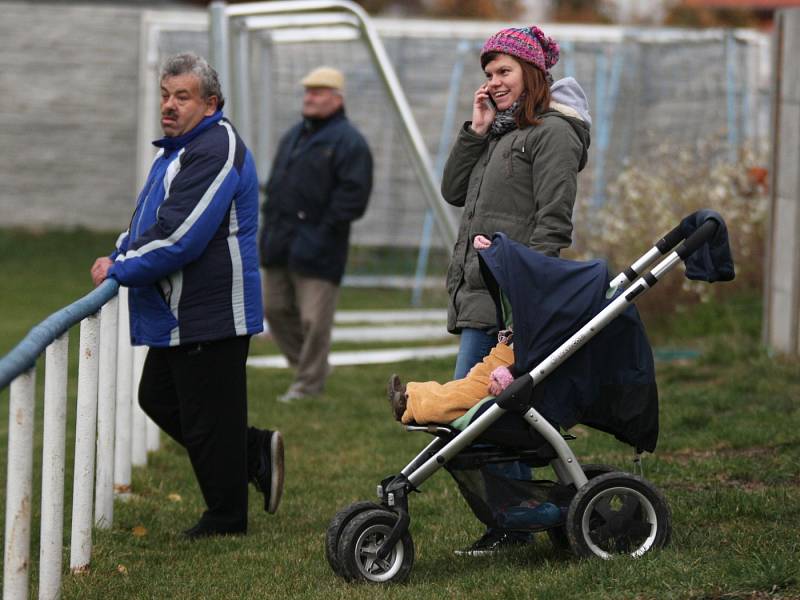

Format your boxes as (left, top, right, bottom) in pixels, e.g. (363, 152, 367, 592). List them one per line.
(160, 52, 225, 110)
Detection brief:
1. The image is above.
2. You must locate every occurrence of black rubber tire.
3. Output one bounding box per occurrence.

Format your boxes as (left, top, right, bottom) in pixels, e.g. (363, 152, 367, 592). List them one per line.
(566, 472, 672, 559)
(325, 501, 382, 578)
(337, 508, 415, 584)
(547, 464, 619, 550)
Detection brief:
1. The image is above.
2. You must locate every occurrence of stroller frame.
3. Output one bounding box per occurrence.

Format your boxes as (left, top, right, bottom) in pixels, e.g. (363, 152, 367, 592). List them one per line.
(327, 216, 720, 583)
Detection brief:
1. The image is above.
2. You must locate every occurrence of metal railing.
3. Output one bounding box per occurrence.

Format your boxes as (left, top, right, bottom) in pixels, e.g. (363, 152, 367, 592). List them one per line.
(0, 281, 159, 600)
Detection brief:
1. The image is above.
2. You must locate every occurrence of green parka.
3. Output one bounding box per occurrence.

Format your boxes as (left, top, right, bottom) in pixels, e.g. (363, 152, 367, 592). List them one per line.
(441, 109, 591, 334)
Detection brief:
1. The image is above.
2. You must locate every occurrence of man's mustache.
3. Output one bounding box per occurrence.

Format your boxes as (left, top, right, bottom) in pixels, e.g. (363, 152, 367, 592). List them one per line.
(162, 111, 178, 119)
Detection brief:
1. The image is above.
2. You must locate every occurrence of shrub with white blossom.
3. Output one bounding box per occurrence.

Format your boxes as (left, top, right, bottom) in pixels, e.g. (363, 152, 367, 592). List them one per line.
(570, 142, 768, 320)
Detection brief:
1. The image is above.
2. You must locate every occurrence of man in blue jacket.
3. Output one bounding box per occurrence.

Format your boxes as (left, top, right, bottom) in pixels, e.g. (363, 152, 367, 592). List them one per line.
(260, 67, 373, 403)
(91, 53, 283, 539)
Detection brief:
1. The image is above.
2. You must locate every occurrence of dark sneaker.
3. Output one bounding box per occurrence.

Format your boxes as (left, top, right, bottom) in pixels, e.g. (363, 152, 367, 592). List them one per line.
(250, 429, 285, 514)
(454, 529, 532, 556)
(180, 521, 245, 541)
(387, 374, 407, 421)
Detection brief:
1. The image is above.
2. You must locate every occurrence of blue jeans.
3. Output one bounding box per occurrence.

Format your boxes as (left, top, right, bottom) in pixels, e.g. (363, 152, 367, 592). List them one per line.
(455, 328, 532, 539)
(453, 327, 497, 379)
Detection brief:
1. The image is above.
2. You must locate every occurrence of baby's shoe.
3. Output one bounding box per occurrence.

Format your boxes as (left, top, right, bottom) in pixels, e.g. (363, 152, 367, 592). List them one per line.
(386, 374, 407, 421)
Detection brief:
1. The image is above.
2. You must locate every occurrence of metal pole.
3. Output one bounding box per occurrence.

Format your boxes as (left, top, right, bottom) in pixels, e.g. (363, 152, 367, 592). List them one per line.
(742, 35, 754, 142)
(725, 30, 739, 162)
(210, 1, 231, 114)
(94, 297, 118, 529)
(561, 39, 576, 79)
(412, 39, 471, 307)
(3, 368, 36, 600)
(352, 8, 457, 248)
(114, 287, 133, 497)
(70, 316, 100, 573)
(131, 346, 148, 467)
(39, 335, 68, 600)
(233, 20, 253, 145)
(593, 49, 608, 206)
(256, 32, 275, 180)
(592, 45, 625, 207)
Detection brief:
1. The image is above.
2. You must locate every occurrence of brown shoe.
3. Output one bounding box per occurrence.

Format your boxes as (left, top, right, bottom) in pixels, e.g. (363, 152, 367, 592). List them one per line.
(387, 374, 407, 422)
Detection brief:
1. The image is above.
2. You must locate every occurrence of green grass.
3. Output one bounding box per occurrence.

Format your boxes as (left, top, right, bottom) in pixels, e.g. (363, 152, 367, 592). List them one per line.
(1, 229, 799, 600)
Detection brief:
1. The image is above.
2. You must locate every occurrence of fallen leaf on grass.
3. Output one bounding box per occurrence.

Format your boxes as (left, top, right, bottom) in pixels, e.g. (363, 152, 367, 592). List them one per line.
(132, 525, 147, 537)
(117, 564, 128, 575)
(167, 493, 182, 502)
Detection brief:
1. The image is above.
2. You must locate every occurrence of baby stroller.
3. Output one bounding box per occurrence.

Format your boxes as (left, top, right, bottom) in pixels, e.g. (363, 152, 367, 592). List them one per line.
(325, 210, 734, 583)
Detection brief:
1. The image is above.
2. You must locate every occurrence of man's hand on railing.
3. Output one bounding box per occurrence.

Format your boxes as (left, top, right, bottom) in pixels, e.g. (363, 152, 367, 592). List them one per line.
(91, 257, 113, 287)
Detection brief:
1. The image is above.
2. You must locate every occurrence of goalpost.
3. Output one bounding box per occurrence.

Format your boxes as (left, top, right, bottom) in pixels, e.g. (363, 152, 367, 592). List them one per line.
(211, 0, 458, 254)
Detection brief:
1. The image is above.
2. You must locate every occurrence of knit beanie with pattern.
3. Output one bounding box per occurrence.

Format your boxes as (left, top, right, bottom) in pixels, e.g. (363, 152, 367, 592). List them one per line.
(480, 26, 560, 73)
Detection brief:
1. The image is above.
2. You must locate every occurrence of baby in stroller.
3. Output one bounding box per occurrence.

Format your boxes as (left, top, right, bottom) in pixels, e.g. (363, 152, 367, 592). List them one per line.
(387, 236, 519, 425)
(387, 232, 572, 531)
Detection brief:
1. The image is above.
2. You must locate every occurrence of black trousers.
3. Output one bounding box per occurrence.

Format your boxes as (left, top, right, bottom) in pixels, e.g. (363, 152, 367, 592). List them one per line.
(139, 336, 257, 532)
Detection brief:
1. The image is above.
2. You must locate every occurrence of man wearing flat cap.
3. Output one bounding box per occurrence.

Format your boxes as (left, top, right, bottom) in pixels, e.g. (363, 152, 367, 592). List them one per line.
(260, 66, 373, 403)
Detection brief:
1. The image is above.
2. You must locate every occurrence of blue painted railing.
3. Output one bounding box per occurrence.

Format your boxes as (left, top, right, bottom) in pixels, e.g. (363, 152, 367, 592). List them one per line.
(0, 279, 120, 390)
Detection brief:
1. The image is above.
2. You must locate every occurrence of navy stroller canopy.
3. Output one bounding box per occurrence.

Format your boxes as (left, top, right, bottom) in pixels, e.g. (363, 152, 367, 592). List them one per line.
(477, 210, 734, 454)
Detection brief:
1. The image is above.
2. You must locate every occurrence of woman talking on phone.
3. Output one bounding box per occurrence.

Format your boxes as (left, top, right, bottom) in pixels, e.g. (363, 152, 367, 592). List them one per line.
(441, 26, 592, 556)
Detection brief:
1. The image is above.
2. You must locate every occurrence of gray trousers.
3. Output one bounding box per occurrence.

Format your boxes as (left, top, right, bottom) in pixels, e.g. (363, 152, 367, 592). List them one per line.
(263, 267, 339, 395)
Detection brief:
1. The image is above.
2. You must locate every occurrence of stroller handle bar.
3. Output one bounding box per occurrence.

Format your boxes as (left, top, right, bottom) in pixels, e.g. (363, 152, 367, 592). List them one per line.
(609, 216, 719, 290)
(404, 213, 721, 491)
(676, 219, 719, 260)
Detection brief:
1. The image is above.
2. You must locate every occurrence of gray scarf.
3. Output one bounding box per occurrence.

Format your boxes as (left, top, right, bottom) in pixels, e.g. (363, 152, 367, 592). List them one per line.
(489, 100, 520, 137)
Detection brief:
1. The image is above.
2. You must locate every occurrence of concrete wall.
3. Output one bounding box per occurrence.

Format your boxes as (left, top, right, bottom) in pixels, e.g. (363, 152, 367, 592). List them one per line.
(0, 2, 144, 231)
(764, 9, 800, 355)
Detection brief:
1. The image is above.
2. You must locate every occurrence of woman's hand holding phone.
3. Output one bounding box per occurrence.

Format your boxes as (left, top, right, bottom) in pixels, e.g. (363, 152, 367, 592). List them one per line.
(470, 84, 495, 136)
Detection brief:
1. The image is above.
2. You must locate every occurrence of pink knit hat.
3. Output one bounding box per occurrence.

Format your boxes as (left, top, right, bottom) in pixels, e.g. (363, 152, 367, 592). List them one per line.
(480, 26, 560, 73)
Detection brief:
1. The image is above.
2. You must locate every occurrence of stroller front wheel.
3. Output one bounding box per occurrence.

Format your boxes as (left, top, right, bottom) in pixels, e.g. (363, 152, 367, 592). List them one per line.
(325, 501, 382, 578)
(566, 472, 672, 559)
(337, 508, 415, 584)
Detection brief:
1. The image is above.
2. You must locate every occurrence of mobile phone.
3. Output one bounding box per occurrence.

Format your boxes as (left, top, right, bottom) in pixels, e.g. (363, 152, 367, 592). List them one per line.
(484, 95, 496, 111)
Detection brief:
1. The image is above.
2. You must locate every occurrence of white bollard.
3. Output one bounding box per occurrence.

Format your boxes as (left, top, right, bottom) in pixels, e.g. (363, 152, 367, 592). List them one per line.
(3, 367, 36, 600)
(114, 287, 133, 497)
(38, 335, 69, 600)
(70, 315, 100, 573)
(131, 345, 148, 467)
(94, 297, 118, 529)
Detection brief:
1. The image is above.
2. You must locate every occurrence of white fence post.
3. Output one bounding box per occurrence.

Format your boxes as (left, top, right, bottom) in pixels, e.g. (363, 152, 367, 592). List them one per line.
(70, 316, 100, 573)
(114, 287, 133, 497)
(131, 346, 148, 467)
(3, 368, 36, 600)
(765, 9, 800, 355)
(146, 418, 160, 453)
(38, 335, 69, 600)
(94, 297, 118, 528)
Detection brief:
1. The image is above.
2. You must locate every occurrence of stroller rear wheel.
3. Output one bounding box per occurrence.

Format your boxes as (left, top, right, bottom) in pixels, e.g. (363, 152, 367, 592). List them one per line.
(337, 508, 414, 584)
(547, 463, 619, 550)
(566, 472, 671, 559)
(325, 501, 382, 578)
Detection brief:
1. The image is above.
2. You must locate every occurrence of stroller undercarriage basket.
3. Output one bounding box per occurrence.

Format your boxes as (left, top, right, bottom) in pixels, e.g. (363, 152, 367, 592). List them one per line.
(326, 211, 732, 584)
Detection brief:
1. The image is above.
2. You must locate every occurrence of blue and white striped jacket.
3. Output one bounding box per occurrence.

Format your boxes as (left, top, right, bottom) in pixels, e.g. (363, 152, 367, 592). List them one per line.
(108, 111, 263, 347)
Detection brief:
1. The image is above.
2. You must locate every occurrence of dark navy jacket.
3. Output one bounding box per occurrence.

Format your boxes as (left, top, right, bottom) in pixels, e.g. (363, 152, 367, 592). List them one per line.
(109, 111, 263, 347)
(260, 110, 372, 284)
(479, 233, 660, 453)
